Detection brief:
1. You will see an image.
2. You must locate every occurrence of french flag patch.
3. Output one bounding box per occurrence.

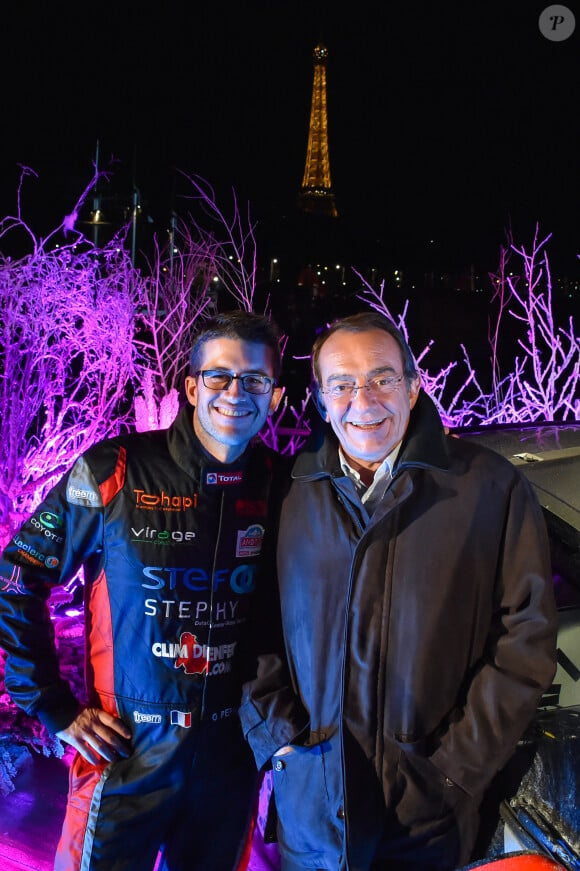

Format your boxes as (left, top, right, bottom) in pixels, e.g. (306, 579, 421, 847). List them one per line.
(171, 710, 192, 728)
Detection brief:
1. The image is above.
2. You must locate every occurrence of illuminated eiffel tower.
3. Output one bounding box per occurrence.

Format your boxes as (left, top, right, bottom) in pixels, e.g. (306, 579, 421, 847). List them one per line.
(297, 44, 338, 218)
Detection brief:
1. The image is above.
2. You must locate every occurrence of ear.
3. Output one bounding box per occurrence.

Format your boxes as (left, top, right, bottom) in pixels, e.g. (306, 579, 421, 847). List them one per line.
(268, 385, 284, 416)
(408, 375, 421, 409)
(313, 389, 329, 421)
(184, 375, 197, 408)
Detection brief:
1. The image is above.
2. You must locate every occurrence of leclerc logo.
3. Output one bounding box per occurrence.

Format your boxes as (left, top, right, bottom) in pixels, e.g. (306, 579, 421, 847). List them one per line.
(205, 471, 243, 486)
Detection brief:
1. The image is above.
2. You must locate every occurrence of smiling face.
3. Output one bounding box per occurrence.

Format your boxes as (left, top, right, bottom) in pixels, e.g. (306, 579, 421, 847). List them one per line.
(317, 328, 421, 474)
(184, 337, 282, 463)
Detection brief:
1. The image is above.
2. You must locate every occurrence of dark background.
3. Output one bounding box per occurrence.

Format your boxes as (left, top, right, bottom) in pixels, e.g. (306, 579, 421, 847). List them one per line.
(2, 0, 579, 277)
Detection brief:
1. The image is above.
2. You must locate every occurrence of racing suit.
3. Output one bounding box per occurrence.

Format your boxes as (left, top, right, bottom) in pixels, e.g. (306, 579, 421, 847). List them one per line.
(0, 404, 283, 871)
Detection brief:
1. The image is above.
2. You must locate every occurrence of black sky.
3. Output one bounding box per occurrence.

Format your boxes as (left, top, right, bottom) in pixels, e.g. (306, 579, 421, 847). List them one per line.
(2, 1, 579, 275)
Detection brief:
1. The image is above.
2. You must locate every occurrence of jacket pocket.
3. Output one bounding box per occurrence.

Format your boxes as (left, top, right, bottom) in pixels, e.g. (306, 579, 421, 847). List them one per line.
(271, 741, 343, 860)
(396, 748, 470, 827)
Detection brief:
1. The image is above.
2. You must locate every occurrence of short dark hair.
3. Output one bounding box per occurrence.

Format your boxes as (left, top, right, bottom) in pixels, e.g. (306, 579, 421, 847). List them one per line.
(311, 311, 419, 387)
(189, 310, 282, 379)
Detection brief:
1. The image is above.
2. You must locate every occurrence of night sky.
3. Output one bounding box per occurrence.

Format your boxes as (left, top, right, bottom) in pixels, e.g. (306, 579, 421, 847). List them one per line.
(2, 1, 579, 275)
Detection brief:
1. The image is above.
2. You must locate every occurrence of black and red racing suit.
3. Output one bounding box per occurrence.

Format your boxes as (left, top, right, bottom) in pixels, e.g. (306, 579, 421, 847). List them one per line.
(0, 404, 283, 870)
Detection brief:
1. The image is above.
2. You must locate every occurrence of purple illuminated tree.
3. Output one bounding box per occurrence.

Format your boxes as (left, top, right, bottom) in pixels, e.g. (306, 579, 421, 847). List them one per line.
(0, 172, 142, 551)
(133, 173, 312, 453)
(355, 227, 579, 426)
(133, 173, 268, 432)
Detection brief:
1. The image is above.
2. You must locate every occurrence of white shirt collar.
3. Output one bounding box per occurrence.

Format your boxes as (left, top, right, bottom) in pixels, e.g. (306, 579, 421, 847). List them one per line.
(339, 443, 401, 505)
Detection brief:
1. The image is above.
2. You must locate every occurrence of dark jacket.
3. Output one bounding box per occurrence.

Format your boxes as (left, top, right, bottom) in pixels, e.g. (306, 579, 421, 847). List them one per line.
(0, 404, 282, 736)
(240, 391, 558, 869)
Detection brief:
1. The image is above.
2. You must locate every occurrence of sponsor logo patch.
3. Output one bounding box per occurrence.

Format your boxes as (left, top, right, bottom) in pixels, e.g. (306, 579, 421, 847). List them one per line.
(66, 459, 103, 507)
(130, 527, 196, 545)
(205, 471, 243, 486)
(14, 536, 60, 569)
(142, 564, 256, 595)
(236, 524, 265, 558)
(235, 499, 267, 518)
(29, 515, 64, 543)
(39, 511, 64, 530)
(133, 711, 163, 724)
(67, 485, 100, 505)
(134, 490, 198, 512)
(152, 633, 236, 676)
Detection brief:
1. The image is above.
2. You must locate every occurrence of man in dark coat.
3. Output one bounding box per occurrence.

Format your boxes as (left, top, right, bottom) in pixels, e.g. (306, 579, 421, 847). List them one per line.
(240, 311, 558, 871)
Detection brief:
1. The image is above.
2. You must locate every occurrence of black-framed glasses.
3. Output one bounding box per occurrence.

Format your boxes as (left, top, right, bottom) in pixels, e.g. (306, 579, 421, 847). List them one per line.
(195, 369, 275, 395)
(321, 374, 404, 400)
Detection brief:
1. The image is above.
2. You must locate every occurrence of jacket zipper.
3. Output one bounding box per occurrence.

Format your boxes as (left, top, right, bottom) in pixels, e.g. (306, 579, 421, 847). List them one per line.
(200, 489, 225, 720)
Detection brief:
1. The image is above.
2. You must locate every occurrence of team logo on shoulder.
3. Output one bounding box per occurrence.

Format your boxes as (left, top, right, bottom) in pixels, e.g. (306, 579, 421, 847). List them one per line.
(236, 524, 264, 558)
(39, 512, 64, 530)
(67, 459, 102, 507)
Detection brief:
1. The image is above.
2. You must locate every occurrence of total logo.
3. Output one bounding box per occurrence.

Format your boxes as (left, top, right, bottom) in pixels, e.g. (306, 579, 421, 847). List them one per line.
(130, 527, 196, 546)
(153, 632, 235, 676)
(142, 563, 256, 594)
(206, 471, 243, 486)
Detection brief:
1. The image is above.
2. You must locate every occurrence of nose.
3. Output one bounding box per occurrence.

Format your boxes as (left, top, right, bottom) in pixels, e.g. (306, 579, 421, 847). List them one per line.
(349, 383, 376, 406)
(224, 376, 245, 397)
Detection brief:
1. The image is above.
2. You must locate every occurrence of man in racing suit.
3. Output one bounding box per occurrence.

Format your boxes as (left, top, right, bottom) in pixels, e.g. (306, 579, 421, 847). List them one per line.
(0, 310, 285, 871)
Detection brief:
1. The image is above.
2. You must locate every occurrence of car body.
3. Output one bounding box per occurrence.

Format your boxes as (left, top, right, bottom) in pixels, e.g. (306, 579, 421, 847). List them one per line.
(456, 422, 580, 870)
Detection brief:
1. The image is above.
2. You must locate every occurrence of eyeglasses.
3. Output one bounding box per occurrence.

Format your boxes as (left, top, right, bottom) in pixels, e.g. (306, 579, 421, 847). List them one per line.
(195, 370, 275, 395)
(321, 374, 405, 400)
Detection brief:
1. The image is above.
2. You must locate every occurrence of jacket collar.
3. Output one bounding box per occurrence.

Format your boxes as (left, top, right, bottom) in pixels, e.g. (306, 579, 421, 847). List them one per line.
(292, 389, 450, 481)
(167, 404, 268, 487)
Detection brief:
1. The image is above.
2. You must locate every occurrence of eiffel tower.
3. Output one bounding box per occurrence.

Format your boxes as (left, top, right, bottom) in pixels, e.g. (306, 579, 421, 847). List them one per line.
(297, 44, 338, 218)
